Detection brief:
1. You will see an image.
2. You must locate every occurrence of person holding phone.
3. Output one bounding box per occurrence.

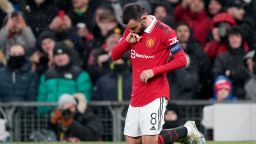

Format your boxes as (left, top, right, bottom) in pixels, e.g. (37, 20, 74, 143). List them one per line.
(0, 11, 36, 56)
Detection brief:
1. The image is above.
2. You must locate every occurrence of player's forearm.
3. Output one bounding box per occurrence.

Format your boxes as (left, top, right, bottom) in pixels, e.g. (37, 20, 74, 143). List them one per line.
(152, 50, 187, 75)
(111, 40, 130, 60)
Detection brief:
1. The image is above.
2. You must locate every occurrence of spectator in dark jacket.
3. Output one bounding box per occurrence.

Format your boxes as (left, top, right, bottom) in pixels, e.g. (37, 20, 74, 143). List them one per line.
(169, 23, 210, 100)
(87, 27, 122, 82)
(206, 0, 225, 18)
(67, 0, 101, 31)
(153, 2, 176, 28)
(23, 0, 58, 37)
(92, 58, 132, 101)
(48, 13, 85, 57)
(0, 44, 37, 102)
(51, 93, 103, 141)
(163, 103, 181, 129)
(212, 27, 250, 99)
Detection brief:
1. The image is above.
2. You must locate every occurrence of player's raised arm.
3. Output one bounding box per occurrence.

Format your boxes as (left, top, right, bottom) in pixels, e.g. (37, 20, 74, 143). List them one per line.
(152, 34, 188, 75)
(111, 28, 133, 61)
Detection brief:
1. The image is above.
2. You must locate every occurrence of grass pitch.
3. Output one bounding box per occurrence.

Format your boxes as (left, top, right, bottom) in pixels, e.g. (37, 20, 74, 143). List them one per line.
(11, 142, 256, 144)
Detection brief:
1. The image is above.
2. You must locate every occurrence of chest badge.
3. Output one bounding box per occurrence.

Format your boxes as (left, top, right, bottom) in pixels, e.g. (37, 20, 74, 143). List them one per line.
(146, 37, 155, 48)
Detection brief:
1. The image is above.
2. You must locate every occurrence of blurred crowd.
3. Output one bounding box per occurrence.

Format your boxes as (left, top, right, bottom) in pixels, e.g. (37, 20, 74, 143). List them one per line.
(0, 0, 256, 141)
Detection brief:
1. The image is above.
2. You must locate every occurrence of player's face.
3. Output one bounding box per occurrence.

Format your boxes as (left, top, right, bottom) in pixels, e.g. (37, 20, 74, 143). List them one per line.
(127, 19, 145, 35)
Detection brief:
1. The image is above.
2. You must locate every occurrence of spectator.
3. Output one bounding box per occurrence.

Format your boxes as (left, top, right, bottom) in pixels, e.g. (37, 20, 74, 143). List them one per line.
(68, 0, 100, 31)
(204, 12, 236, 60)
(163, 103, 181, 129)
(210, 75, 236, 102)
(206, 0, 225, 17)
(31, 31, 82, 75)
(48, 12, 85, 57)
(92, 5, 123, 47)
(92, 58, 132, 101)
(0, 0, 14, 24)
(50, 93, 103, 141)
(169, 23, 210, 100)
(30, 30, 57, 75)
(212, 27, 250, 99)
(225, 0, 255, 50)
(174, 0, 212, 46)
(244, 50, 255, 74)
(0, 11, 36, 56)
(153, 2, 176, 28)
(244, 50, 256, 100)
(23, 0, 58, 37)
(0, 44, 37, 102)
(87, 27, 122, 82)
(37, 43, 92, 113)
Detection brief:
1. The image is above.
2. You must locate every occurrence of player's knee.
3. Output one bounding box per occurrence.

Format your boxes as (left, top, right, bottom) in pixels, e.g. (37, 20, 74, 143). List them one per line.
(142, 135, 158, 144)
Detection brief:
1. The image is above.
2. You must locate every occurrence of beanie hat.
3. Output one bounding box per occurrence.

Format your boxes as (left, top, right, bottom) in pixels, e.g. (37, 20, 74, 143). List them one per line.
(53, 42, 70, 56)
(38, 30, 56, 44)
(214, 76, 232, 92)
(227, 0, 246, 8)
(58, 94, 77, 109)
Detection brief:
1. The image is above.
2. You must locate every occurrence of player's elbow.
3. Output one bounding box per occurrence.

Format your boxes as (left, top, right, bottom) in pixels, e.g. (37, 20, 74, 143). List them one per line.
(175, 50, 188, 68)
(111, 52, 119, 61)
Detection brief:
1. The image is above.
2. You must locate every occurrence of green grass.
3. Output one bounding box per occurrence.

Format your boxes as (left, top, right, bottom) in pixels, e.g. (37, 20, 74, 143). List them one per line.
(10, 142, 256, 144)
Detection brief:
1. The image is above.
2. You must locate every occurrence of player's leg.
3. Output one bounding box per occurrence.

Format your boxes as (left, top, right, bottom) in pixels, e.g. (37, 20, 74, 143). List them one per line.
(158, 126, 187, 144)
(126, 136, 142, 144)
(141, 135, 158, 144)
(124, 105, 142, 144)
(158, 121, 206, 144)
(140, 97, 168, 144)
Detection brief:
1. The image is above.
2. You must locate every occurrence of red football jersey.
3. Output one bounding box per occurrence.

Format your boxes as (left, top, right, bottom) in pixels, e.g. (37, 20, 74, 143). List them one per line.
(111, 16, 187, 106)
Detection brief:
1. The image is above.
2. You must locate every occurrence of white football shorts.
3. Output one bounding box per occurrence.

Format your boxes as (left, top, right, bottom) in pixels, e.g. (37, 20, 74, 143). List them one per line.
(124, 97, 168, 137)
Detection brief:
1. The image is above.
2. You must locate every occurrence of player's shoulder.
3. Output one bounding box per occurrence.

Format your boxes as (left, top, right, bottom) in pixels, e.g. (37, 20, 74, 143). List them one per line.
(155, 20, 175, 35)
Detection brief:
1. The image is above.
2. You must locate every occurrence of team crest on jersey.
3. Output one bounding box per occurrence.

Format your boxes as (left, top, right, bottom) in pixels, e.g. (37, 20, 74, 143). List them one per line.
(146, 37, 155, 48)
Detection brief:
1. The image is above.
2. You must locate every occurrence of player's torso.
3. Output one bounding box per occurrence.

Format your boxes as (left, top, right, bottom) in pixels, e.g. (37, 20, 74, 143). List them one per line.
(129, 21, 172, 106)
(130, 25, 169, 73)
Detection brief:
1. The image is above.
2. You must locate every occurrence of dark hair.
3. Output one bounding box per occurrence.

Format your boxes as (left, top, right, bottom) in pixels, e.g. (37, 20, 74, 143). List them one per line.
(122, 3, 146, 25)
(228, 27, 243, 37)
(176, 22, 190, 29)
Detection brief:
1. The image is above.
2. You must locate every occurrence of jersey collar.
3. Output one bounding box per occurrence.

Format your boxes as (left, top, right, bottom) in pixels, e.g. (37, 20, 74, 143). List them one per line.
(144, 15, 157, 34)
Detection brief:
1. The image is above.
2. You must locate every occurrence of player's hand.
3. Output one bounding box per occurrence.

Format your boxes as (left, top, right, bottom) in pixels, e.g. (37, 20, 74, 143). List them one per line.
(126, 33, 141, 43)
(140, 69, 154, 83)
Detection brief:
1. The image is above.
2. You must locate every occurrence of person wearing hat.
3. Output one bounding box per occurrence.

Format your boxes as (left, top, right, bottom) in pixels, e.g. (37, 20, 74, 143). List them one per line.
(50, 93, 103, 141)
(211, 75, 237, 102)
(37, 42, 92, 114)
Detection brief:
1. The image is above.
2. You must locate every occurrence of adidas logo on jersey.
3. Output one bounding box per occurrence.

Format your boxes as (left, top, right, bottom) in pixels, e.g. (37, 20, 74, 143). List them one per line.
(150, 126, 156, 131)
